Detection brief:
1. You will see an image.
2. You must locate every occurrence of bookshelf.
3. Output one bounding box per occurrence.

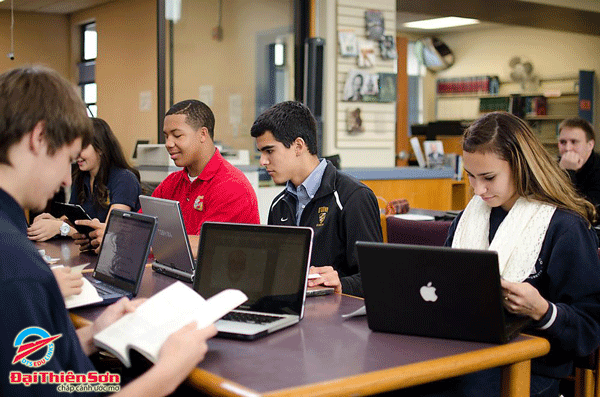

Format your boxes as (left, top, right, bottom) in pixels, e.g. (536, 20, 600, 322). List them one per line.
(434, 70, 594, 156)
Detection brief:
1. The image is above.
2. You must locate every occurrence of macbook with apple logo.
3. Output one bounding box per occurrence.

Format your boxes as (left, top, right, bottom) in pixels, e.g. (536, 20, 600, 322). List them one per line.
(356, 242, 531, 344)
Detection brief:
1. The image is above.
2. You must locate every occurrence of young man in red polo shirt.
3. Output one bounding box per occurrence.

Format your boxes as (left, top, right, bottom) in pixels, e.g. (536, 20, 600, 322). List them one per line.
(76, 100, 259, 251)
(152, 99, 259, 233)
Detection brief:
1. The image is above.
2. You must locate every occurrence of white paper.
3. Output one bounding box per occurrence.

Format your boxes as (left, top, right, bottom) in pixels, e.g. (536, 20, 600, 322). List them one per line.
(341, 305, 367, 319)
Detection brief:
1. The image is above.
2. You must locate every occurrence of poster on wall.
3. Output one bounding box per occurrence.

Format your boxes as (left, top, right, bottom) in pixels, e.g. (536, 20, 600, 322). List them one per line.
(346, 107, 364, 134)
(343, 69, 379, 102)
(378, 73, 396, 102)
(365, 10, 384, 41)
(338, 31, 358, 57)
(379, 36, 396, 60)
(357, 39, 376, 68)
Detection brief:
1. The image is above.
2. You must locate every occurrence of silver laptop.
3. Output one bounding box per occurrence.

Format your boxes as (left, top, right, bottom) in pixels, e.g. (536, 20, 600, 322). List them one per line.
(86, 210, 157, 306)
(193, 222, 314, 340)
(139, 195, 195, 282)
(357, 242, 531, 344)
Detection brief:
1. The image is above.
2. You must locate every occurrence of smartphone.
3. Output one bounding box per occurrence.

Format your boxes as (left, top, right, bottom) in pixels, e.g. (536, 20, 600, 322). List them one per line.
(52, 202, 95, 237)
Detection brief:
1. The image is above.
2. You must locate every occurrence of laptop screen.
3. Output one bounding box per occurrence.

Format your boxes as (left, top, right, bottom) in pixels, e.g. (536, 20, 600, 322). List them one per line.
(94, 210, 157, 292)
(194, 222, 313, 316)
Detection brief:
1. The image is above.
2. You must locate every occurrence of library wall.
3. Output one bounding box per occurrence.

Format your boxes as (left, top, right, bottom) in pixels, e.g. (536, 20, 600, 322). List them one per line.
(70, 0, 157, 160)
(0, 11, 69, 77)
(425, 25, 600, 133)
(172, 0, 293, 154)
(321, 0, 397, 168)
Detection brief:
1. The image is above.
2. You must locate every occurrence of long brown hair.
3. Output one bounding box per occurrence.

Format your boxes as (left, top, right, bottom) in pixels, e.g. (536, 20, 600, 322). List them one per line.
(73, 118, 140, 210)
(463, 111, 596, 224)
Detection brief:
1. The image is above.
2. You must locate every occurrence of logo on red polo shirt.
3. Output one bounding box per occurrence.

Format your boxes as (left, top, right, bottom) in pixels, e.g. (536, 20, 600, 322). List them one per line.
(194, 195, 204, 211)
(12, 327, 61, 368)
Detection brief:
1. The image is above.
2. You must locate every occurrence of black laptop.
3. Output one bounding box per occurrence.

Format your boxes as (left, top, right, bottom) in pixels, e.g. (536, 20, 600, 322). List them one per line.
(86, 210, 157, 305)
(356, 242, 531, 344)
(193, 222, 313, 340)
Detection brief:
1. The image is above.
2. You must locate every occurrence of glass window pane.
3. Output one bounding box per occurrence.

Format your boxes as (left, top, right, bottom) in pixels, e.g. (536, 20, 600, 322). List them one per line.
(87, 105, 97, 118)
(83, 83, 97, 104)
(83, 24, 97, 60)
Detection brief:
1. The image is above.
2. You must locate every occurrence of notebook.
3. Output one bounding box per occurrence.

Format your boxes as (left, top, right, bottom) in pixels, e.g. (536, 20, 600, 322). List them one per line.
(139, 195, 195, 282)
(193, 222, 313, 340)
(356, 242, 531, 344)
(82, 210, 157, 307)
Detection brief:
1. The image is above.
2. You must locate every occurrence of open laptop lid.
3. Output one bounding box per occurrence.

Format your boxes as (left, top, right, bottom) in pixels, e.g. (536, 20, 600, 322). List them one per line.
(193, 222, 313, 318)
(139, 195, 195, 278)
(93, 210, 157, 295)
(357, 242, 529, 344)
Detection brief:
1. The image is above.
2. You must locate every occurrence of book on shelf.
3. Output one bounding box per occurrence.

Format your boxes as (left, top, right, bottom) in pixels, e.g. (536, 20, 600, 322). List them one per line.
(93, 281, 247, 367)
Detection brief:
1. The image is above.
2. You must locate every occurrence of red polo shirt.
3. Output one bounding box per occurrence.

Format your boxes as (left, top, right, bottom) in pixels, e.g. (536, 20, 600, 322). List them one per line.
(151, 149, 259, 234)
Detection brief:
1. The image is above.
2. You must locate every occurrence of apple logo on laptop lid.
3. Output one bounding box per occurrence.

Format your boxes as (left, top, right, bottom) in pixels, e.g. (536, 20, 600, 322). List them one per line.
(420, 282, 438, 302)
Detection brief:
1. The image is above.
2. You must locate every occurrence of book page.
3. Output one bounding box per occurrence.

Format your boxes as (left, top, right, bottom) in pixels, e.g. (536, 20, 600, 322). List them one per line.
(93, 282, 247, 367)
(64, 277, 102, 309)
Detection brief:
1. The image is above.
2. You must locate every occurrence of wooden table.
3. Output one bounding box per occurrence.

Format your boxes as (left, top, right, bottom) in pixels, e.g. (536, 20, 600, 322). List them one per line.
(43, 240, 550, 397)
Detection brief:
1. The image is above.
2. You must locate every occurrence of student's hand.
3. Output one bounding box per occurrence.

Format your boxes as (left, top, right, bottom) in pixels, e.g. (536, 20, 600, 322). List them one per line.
(77, 297, 146, 356)
(559, 151, 584, 171)
(501, 279, 549, 321)
(74, 218, 105, 254)
(51, 266, 84, 298)
(154, 322, 218, 390)
(308, 266, 342, 294)
(27, 216, 63, 241)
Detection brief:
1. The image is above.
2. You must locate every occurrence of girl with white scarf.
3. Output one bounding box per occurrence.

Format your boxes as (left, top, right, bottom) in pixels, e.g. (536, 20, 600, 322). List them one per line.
(408, 112, 600, 397)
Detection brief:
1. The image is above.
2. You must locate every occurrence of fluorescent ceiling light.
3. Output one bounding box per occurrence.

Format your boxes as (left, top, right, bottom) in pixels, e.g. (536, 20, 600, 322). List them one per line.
(403, 17, 480, 30)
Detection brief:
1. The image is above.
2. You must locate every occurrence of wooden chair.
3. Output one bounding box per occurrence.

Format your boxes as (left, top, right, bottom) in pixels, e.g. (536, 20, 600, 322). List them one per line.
(571, 248, 600, 397)
(385, 216, 452, 247)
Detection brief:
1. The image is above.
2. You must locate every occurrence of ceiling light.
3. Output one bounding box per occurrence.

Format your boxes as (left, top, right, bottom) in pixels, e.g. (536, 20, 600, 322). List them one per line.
(403, 17, 480, 30)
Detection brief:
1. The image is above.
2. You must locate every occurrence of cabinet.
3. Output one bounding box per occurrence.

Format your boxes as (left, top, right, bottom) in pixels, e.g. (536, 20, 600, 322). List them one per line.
(435, 70, 594, 156)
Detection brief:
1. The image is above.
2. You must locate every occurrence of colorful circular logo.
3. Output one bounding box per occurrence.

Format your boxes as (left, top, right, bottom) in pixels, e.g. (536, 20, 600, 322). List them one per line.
(12, 327, 61, 368)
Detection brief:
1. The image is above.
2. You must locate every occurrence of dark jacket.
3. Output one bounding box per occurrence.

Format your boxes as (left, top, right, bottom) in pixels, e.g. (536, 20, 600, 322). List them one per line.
(268, 161, 383, 297)
(566, 151, 600, 214)
(446, 206, 600, 379)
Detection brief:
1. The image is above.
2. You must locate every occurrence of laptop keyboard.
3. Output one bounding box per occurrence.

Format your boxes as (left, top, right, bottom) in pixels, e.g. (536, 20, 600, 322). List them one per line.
(221, 311, 284, 325)
(93, 282, 125, 297)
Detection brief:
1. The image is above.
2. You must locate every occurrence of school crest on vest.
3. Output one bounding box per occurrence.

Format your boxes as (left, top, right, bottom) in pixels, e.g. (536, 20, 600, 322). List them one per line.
(316, 206, 328, 227)
(194, 195, 204, 211)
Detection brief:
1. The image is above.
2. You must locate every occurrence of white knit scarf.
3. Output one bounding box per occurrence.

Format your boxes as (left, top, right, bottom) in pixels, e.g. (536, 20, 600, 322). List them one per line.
(452, 195, 556, 282)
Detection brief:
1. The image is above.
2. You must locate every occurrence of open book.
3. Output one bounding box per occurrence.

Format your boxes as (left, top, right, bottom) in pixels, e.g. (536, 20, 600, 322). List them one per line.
(93, 281, 247, 367)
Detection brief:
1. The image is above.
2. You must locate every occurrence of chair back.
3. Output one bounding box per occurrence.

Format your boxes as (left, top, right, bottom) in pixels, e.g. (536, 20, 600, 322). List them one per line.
(386, 216, 452, 247)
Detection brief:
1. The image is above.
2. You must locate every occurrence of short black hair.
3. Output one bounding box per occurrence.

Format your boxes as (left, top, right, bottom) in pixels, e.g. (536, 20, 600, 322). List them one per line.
(166, 99, 215, 140)
(559, 117, 595, 142)
(250, 101, 318, 155)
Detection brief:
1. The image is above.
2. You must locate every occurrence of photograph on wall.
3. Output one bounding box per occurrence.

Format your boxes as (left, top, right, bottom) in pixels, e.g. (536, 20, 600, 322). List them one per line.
(346, 107, 364, 135)
(423, 140, 445, 168)
(343, 70, 380, 102)
(378, 73, 396, 102)
(357, 39, 376, 68)
(365, 9, 384, 41)
(343, 69, 366, 101)
(379, 35, 396, 60)
(338, 31, 358, 57)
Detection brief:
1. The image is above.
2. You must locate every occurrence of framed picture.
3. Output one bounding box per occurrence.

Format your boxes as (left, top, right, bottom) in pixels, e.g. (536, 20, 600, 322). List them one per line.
(343, 70, 379, 102)
(379, 35, 396, 60)
(346, 107, 364, 135)
(378, 73, 396, 102)
(338, 31, 358, 57)
(365, 10, 384, 41)
(357, 39, 376, 68)
(423, 140, 445, 168)
(410, 137, 426, 168)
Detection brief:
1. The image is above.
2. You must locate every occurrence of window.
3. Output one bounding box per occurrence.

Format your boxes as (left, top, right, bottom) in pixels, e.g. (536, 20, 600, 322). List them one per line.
(407, 41, 425, 127)
(79, 22, 97, 117)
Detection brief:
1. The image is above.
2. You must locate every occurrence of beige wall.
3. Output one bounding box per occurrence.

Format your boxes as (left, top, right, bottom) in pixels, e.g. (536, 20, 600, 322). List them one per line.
(0, 11, 69, 77)
(71, 0, 157, 159)
(172, 0, 293, 152)
(426, 25, 600, 132)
